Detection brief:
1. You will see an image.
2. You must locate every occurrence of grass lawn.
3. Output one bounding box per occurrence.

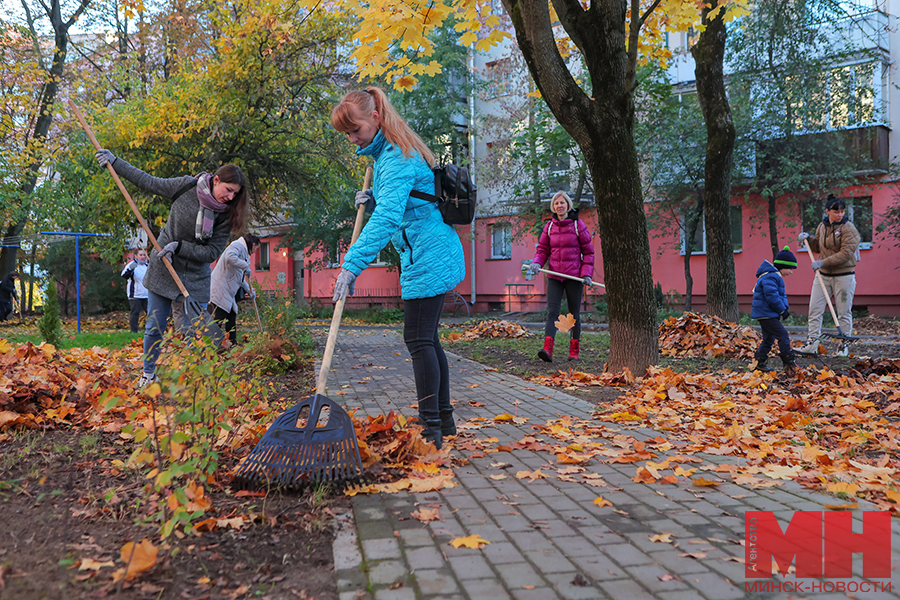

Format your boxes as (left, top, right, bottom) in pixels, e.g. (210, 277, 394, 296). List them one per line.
(2, 330, 142, 350)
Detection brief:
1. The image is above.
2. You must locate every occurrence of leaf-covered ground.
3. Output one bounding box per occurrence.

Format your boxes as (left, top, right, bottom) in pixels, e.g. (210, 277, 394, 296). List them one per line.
(446, 315, 900, 513)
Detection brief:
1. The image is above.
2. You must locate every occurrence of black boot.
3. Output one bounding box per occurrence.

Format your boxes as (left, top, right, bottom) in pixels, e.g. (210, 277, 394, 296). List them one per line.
(440, 411, 457, 437)
(753, 356, 773, 372)
(781, 352, 797, 375)
(422, 420, 443, 450)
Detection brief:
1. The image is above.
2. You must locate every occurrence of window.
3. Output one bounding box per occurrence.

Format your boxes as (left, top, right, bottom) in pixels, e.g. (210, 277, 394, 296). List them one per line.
(369, 248, 388, 266)
(681, 205, 743, 254)
(801, 196, 873, 249)
(547, 154, 570, 193)
(326, 242, 341, 268)
(490, 223, 512, 259)
(257, 242, 270, 271)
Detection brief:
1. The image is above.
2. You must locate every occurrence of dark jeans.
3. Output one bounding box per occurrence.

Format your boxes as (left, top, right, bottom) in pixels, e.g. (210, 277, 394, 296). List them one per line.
(210, 303, 237, 344)
(756, 318, 794, 363)
(404, 294, 449, 426)
(128, 298, 147, 333)
(544, 277, 584, 340)
(0, 301, 12, 321)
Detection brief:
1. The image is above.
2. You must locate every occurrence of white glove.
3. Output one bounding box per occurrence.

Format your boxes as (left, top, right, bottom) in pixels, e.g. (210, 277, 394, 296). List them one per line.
(95, 149, 116, 167)
(583, 276, 592, 287)
(332, 268, 357, 302)
(798, 232, 810, 243)
(528, 262, 541, 276)
(355, 190, 375, 213)
(157, 241, 180, 262)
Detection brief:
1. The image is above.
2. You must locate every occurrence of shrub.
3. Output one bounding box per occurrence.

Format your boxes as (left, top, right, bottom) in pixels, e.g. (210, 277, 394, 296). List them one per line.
(104, 337, 269, 539)
(38, 281, 62, 346)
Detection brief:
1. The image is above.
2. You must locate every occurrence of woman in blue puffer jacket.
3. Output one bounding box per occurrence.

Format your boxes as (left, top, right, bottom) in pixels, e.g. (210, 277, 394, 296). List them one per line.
(330, 86, 465, 450)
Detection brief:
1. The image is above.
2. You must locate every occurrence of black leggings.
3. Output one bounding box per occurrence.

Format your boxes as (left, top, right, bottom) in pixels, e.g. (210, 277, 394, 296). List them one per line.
(404, 294, 449, 426)
(544, 278, 583, 340)
(209, 303, 237, 344)
(128, 298, 147, 333)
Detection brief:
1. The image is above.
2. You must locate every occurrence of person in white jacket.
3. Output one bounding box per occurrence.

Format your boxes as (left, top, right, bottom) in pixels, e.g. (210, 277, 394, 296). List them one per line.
(209, 234, 260, 344)
(121, 249, 149, 333)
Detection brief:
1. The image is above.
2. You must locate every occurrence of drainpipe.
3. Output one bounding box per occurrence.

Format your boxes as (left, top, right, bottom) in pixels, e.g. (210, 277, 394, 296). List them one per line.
(469, 46, 477, 307)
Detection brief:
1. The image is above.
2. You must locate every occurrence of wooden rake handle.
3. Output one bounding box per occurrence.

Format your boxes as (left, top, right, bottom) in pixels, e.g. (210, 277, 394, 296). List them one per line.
(68, 99, 192, 300)
(802, 238, 844, 336)
(316, 166, 373, 395)
(539, 267, 605, 288)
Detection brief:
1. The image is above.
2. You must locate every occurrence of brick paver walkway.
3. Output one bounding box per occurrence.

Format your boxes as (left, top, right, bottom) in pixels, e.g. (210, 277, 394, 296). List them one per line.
(326, 326, 900, 600)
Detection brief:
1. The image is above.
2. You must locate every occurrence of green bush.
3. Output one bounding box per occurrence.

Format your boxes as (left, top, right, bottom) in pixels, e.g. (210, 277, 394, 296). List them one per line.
(37, 281, 62, 346)
(243, 291, 316, 375)
(105, 337, 269, 539)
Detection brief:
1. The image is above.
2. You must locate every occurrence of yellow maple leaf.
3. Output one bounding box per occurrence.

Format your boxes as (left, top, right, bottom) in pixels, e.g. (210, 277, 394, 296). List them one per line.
(449, 534, 490, 549)
(826, 482, 860, 495)
(515, 469, 547, 480)
(593, 496, 613, 507)
(649, 533, 674, 543)
(112, 539, 158, 582)
(411, 507, 442, 522)
(555, 313, 576, 333)
(79, 558, 115, 571)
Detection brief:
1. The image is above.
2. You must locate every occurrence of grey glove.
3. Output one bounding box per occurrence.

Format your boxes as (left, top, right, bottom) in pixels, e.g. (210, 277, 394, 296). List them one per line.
(528, 262, 541, 276)
(583, 276, 593, 287)
(95, 149, 116, 168)
(157, 241, 180, 262)
(332, 268, 357, 302)
(355, 190, 375, 214)
(798, 232, 810, 243)
(810, 260, 823, 271)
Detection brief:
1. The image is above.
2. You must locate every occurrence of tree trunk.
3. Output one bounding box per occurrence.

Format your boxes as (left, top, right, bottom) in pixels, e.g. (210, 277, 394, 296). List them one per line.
(502, 0, 658, 375)
(683, 196, 704, 311)
(28, 243, 37, 311)
(0, 223, 25, 279)
(692, 0, 739, 323)
(2, 0, 91, 279)
(767, 194, 780, 258)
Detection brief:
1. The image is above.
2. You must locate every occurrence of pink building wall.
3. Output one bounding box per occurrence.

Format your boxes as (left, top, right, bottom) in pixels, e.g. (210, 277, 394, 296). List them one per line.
(648, 183, 900, 317)
(254, 184, 900, 317)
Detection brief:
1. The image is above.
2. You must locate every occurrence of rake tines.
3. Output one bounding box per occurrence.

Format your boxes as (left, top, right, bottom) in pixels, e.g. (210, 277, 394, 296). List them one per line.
(233, 394, 365, 490)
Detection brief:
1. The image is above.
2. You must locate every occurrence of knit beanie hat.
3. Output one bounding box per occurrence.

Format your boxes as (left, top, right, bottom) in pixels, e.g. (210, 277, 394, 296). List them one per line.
(773, 245, 797, 269)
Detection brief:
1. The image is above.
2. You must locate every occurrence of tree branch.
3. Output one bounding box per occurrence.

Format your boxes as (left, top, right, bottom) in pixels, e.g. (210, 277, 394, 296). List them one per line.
(640, 0, 663, 26)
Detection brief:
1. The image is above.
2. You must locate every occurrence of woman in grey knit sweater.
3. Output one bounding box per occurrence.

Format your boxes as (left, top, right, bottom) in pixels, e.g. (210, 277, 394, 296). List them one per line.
(96, 149, 250, 387)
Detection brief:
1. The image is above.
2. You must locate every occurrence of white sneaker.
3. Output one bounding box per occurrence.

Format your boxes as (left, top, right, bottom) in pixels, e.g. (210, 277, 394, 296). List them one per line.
(835, 344, 850, 358)
(798, 341, 820, 354)
(137, 371, 158, 388)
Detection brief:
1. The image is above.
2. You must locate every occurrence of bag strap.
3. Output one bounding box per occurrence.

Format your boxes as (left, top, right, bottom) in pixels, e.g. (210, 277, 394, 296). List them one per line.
(172, 178, 198, 202)
(410, 189, 440, 203)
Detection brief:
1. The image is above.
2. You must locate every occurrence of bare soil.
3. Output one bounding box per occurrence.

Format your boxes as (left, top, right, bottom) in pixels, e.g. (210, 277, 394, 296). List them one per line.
(0, 367, 344, 600)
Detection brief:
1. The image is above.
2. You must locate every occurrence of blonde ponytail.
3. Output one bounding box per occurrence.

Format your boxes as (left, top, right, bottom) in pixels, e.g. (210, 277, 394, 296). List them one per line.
(331, 86, 435, 167)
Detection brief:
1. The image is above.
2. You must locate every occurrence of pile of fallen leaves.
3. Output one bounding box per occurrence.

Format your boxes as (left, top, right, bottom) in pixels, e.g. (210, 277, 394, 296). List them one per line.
(658, 312, 760, 359)
(855, 315, 900, 337)
(0, 340, 139, 431)
(443, 319, 530, 342)
(345, 411, 456, 495)
(528, 368, 634, 388)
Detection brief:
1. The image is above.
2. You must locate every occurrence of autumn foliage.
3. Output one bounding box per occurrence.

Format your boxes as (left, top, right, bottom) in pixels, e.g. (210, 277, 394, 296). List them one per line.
(443, 319, 530, 342)
(658, 311, 761, 359)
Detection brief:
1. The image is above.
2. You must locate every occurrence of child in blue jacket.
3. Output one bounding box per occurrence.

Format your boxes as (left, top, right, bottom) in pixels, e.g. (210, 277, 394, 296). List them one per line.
(751, 246, 798, 373)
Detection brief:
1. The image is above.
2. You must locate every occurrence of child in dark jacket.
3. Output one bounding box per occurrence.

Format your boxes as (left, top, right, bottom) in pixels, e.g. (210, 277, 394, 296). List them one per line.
(751, 246, 797, 373)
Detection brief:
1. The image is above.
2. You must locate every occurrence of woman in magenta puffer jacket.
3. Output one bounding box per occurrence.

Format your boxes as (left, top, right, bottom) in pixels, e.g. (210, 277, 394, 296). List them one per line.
(528, 191, 595, 361)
